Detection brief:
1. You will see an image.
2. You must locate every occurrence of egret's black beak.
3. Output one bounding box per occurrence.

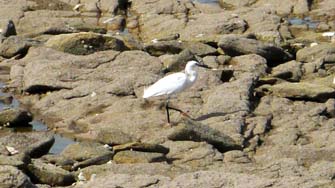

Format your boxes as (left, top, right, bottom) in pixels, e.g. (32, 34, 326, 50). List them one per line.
(196, 63, 212, 69)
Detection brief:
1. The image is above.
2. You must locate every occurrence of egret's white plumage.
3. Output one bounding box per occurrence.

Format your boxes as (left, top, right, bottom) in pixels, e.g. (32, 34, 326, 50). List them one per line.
(143, 61, 199, 99)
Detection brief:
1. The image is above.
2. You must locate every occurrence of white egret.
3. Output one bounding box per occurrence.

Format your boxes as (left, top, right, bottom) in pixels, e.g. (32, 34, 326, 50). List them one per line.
(143, 60, 211, 123)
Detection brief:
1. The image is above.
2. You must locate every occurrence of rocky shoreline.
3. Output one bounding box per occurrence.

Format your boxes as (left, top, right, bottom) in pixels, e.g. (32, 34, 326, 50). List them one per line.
(0, 0, 335, 187)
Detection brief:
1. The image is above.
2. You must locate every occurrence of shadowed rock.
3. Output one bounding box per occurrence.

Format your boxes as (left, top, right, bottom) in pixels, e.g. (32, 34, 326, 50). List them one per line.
(218, 35, 292, 64)
(0, 132, 54, 158)
(113, 150, 166, 164)
(0, 165, 36, 188)
(0, 108, 33, 127)
(27, 159, 75, 186)
(45, 32, 128, 55)
(257, 82, 335, 101)
(168, 119, 241, 152)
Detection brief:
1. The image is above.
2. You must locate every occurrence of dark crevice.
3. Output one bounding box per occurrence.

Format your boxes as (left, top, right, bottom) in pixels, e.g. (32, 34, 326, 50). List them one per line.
(25, 85, 70, 94)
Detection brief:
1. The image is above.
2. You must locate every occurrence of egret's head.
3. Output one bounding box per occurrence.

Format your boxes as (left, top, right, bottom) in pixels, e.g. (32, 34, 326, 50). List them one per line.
(186, 60, 211, 70)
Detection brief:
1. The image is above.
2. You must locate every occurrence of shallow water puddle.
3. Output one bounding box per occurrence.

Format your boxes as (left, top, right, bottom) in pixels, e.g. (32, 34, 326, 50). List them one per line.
(194, 0, 219, 4)
(0, 84, 75, 154)
(288, 17, 319, 29)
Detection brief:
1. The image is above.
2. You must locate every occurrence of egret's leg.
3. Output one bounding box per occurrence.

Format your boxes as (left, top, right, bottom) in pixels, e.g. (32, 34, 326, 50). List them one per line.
(165, 100, 171, 123)
(167, 106, 191, 118)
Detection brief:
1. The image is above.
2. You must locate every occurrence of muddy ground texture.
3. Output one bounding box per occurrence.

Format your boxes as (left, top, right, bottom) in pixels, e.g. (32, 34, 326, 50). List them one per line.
(0, 0, 335, 187)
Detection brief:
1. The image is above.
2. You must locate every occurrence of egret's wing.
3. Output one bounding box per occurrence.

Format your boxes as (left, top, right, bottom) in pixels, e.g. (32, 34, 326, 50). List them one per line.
(143, 73, 187, 98)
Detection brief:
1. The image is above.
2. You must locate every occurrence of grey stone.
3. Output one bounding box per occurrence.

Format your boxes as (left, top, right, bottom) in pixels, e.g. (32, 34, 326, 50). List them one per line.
(168, 119, 241, 152)
(296, 44, 335, 63)
(113, 150, 166, 164)
(28, 159, 75, 186)
(0, 108, 33, 127)
(0, 36, 39, 58)
(0, 132, 54, 158)
(224, 150, 252, 163)
(258, 82, 335, 101)
(45, 32, 128, 55)
(218, 35, 292, 63)
(60, 142, 113, 162)
(0, 165, 36, 188)
(271, 60, 303, 81)
(113, 142, 169, 154)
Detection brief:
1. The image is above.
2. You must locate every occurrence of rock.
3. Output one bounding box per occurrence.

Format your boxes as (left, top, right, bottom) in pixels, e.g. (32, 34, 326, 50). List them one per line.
(271, 60, 303, 81)
(219, 0, 257, 8)
(223, 150, 252, 163)
(79, 162, 175, 179)
(0, 36, 39, 58)
(310, 0, 335, 22)
(45, 32, 128, 55)
(96, 128, 134, 145)
(229, 54, 268, 77)
(252, 0, 309, 16)
(60, 142, 114, 170)
(41, 154, 75, 171)
(1, 20, 17, 37)
(74, 173, 170, 188)
(309, 161, 335, 180)
(162, 171, 274, 188)
(160, 49, 194, 71)
(245, 116, 272, 136)
(60, 142, 113, 162)
(0, 165, 36, 188)
(201, 73, 256, 115)
(0, 95, 13, 105)
(144, 41, 184, 56)
(16, 10, 99, 36)
(27, 159, 75, 186)
(258, 82, 335, 101)
(218, 35, 292, 64)
(296, 43, 335, 63)
(0, 108, 33, 127)
(168, 119, 241, 152)
(113, 150, 166, 163)
(162, 140, 224, 168)
(112, 33, 144, 50)
(0, 153, 30, 169)
(0, 132, 54, 158)
(113, 142, 169, 154)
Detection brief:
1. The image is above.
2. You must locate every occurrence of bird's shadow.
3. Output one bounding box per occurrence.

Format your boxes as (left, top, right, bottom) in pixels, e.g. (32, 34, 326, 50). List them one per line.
(192, 110, 249, 121)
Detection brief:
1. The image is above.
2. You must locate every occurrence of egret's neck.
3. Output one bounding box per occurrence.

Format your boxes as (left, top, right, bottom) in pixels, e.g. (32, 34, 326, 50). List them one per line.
(186, 69, 198, 83)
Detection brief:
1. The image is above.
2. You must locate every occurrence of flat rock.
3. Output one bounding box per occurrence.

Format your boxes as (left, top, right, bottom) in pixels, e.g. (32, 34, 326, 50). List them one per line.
(0, 165, 36, 188)
(168, 119, 241, 152)
(296, 43, 335, 63)
(259, 82, 335, 101)
(162, 170, 274, 188)
(201, 73, 256, 115)
(162, 140, 224, 168)
(0, 153, 30, 169)
(113, 150, 166, 164)
(271, 60, 303, 81)
(45, 32, 128, 55)
(28, 159, 75, 186)
(0, 132, 54, 158)
(229, 54, 268, 77)
(0, 36, 39, 58)
(74, 173, 170, 188)
(218, 35, 292, 63)
(113, 142, 169, 154)
(60, 142, 113, 162)
(0, 108, 33, 127)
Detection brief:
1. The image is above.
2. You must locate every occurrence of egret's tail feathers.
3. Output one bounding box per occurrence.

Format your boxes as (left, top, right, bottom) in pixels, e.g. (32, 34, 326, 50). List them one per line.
(143, 87, 149, 98)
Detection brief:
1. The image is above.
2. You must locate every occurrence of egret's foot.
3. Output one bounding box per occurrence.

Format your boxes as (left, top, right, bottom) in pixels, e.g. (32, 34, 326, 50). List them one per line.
(164, 122, 177, 127)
